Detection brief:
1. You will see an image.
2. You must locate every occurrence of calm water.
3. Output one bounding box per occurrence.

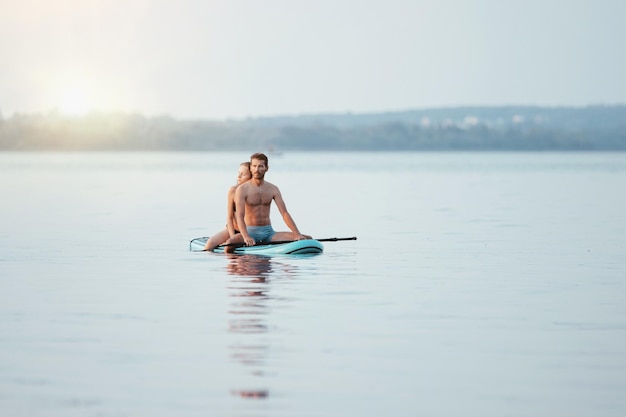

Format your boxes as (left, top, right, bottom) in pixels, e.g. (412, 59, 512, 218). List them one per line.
(1, 151, 626, 417)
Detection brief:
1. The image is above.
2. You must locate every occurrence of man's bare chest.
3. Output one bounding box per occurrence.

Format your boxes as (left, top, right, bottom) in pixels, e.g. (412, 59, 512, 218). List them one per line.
(246, 192, 272, 207)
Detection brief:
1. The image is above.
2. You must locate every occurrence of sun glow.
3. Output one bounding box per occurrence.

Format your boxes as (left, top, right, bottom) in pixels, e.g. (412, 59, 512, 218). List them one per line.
(52, 76, 96, 116)
(58, 85, 91, 116)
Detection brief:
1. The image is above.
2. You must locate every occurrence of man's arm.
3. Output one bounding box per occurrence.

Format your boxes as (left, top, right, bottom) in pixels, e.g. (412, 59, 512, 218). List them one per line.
(274, 188, 306, 240)
(234, 186, 255, 246)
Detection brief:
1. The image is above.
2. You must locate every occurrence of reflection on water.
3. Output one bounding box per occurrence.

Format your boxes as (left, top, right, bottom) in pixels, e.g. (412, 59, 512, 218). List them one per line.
(226, 254, 274, 277)
(225, 254, 296, 400)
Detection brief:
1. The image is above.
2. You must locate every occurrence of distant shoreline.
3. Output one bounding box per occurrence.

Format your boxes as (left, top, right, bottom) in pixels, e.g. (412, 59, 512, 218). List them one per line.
(2, 105, 625, 151)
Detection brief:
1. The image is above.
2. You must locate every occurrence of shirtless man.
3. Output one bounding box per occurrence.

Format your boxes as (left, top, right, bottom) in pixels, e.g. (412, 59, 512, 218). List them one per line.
(223, 153, 310, 251)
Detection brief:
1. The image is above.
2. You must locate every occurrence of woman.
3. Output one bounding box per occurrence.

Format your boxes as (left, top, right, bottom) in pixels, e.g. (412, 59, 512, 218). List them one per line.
(204, 162, 252, 251)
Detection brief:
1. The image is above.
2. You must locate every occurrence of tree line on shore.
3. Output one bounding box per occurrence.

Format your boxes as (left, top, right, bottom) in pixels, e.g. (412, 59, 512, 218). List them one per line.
(1, 105, 625, 151)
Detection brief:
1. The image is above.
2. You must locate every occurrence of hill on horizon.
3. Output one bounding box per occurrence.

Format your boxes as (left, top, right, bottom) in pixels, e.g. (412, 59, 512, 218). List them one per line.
(2, 105, 625, 151)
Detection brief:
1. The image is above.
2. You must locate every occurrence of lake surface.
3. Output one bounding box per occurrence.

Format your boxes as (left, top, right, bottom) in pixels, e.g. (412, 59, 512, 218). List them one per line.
(1, 151, 626, 417)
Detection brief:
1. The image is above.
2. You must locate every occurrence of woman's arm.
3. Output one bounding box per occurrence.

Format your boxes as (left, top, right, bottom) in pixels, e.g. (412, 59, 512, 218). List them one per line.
(226, 186, 237, 237)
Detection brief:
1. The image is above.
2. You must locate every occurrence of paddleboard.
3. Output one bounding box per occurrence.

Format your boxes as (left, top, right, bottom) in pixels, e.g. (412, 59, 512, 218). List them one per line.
(189, 237, 324, 255)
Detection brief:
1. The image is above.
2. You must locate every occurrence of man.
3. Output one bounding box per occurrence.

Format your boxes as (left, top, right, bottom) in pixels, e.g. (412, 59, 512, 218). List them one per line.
(223, 152, 310, 251)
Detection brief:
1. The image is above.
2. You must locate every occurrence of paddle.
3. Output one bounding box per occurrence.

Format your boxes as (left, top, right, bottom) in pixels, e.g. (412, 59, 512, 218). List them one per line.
(216, 236, 357, 250)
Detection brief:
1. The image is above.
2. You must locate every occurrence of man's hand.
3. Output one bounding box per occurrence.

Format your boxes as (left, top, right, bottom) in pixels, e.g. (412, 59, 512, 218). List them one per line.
(244, 236, 256, 246)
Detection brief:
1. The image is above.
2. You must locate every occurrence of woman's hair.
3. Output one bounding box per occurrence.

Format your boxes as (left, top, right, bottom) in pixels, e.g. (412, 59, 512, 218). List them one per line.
(241, 161, 251, 170)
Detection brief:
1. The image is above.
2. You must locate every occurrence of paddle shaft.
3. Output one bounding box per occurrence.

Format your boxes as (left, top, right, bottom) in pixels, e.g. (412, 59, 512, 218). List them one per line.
(219, 236, 357, 249)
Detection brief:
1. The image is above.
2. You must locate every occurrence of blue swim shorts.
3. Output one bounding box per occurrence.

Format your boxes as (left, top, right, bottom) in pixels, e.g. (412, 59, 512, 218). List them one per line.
(247, 225, 276, 243)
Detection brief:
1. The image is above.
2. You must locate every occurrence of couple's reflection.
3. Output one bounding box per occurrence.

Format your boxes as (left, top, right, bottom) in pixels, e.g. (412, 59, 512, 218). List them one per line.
(227, 255, 272, 335)
(225, 254, 288, 400)
(226, 254, 273, 279)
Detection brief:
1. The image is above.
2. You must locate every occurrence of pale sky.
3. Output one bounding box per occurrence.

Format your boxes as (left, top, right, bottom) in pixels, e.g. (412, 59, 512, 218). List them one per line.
(1, 0, 625, 119)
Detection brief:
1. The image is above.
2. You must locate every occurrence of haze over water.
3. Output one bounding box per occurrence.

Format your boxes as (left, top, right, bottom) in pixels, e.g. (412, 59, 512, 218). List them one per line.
(1, 151, 625, 416)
